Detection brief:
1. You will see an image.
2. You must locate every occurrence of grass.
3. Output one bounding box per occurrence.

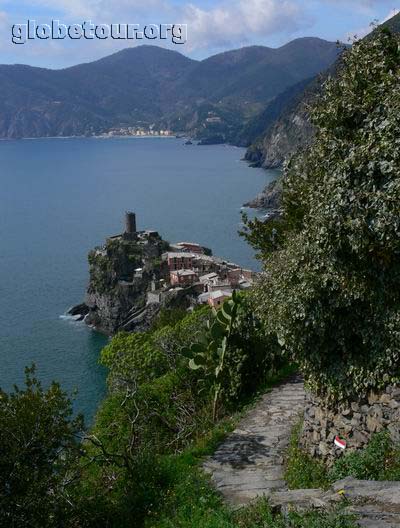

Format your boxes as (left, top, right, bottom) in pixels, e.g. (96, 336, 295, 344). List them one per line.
(284, 421, 400, 490)
(285, 420, 329, 490)
(328, 431, 400, 482)
(145, 456, 356, 528)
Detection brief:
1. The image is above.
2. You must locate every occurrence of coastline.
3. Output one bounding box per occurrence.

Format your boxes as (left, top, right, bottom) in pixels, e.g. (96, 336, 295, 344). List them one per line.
(1, 136, 268, 420)
(0, 134, 179, 141)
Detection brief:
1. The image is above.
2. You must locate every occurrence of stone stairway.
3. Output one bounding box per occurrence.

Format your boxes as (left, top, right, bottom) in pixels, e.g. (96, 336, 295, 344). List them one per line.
(203, 375, 400, 527)
(203, 375, 306, 508)
(270, 478, 400, 527)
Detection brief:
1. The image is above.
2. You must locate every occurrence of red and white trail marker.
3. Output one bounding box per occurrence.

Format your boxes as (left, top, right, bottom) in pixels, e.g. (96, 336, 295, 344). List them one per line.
(334, 436, 347, 450)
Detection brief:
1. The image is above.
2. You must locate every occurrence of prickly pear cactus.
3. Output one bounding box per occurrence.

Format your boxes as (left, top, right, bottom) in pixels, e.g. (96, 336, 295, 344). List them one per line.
(181, 291, 244, 420)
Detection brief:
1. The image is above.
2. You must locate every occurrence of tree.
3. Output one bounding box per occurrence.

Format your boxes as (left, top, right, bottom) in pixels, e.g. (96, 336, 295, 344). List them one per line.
(248, 29, 400, 401)
(0, 366, 84, 527)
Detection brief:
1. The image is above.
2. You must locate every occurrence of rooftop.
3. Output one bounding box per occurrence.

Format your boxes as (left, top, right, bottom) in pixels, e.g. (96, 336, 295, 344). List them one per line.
(199, 272, 218, 282)
(164, 252, 196, 259)
(194, 254, 223, 263)
(171, 269, 197, 277)
(209, 290, 233, 300)
(198, 292, 210, 303)
(176, 242, 202, 247)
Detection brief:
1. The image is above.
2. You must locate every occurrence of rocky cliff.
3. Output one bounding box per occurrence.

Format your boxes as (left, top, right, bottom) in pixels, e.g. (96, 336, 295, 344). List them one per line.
(244, 75, 319, 170)
(71, 231, 169, 334)
(243, 12, 400, 209)
(244, 177, 283, 209)
(242, 72, 320, 210)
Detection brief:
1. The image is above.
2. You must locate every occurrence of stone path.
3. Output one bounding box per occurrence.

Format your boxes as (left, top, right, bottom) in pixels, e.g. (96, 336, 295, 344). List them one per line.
(204, 375, 400, 527)
(203, 374, 306, 508)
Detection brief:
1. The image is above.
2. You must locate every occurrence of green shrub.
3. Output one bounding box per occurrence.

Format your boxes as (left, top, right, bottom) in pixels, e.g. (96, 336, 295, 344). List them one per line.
(183, 292, 285, 420)
(247, 30, 400, 401)
(151, 307, 188, 330)
(79, 288, 294, 527)
(101, 306, 212, 387)
(329, 431, 400, 482)
(0, 366, 84, 528)
(101, 331, 169, 385)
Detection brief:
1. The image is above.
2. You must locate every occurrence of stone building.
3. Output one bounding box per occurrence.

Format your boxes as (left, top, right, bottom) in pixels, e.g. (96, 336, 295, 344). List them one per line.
(170, 269, 198, 286)
(163, 252, 195, 271)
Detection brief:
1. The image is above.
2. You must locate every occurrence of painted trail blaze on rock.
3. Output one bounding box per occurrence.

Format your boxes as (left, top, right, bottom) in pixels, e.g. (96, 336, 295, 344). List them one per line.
(334, 436, 346, 450)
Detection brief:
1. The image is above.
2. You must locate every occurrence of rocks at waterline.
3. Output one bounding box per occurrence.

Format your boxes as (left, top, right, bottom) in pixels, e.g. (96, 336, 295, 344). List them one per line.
(197, 134, 225, 145)
(67, 303, 89, 321)
(243, 177, 283, 210)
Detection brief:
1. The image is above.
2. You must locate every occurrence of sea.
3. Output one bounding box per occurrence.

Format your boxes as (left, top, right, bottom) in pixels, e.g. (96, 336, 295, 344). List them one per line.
(0, 137, 277, 422)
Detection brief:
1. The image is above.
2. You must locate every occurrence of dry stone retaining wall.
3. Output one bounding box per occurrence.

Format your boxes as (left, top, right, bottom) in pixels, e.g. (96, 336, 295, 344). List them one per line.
(301, 386, 400, 465)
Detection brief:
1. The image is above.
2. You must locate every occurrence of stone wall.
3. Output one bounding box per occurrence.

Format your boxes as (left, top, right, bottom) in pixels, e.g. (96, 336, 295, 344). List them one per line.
(301, 386, 400, 465)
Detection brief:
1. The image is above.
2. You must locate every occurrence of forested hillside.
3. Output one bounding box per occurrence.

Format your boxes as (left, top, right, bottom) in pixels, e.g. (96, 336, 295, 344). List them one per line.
(0, 39, 340, 139)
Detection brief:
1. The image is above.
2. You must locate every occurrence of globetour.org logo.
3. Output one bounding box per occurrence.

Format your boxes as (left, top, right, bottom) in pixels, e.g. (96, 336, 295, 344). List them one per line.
(11, 20, 187, 45)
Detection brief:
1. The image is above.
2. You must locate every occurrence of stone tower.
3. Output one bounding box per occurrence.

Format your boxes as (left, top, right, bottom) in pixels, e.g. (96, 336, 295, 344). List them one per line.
(125, 212, 137, 234)
(124, 212, 137, 240)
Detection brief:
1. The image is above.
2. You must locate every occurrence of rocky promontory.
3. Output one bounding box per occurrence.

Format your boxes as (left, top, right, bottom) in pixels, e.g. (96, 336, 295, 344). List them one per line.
(70, 219, 169, 334)
(70, 212, 257, 335)
(244, 177, 283, 210)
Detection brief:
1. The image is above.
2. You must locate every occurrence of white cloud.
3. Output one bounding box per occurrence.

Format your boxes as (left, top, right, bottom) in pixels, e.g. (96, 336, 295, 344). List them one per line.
(320, 0, 395, 16)
(321, 0, 393, 6)
(345, 7, 400, 42)
(21, 0, 304, 48)
(0, 10, 10, 49)
(181, 0, 304, 50)
(382, 7, 400, 23)
(19, 0, 170, 20)
(2, 0, 308, 66)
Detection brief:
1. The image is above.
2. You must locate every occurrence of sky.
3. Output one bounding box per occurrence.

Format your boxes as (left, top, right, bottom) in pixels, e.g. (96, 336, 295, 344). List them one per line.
(0, 0, 399, 68)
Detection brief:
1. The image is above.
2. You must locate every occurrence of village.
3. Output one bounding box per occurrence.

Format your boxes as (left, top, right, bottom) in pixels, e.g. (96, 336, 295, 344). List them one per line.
(111, 212, 257, 310)
(72, 212, 258, 334)
(156, 241, 256, 308)
(101, 126, 174, 138)
(126, 222, 256, 310)
(111, 212, 257, 308)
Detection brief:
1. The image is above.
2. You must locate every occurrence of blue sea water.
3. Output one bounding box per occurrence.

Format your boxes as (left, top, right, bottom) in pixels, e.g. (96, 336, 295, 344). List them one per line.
(0, 137, 277, 421)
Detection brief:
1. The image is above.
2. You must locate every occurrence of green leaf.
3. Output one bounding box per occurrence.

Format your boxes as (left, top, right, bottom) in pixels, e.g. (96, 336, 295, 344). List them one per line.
(180, 347, 193, 359)
(194, 353, 207, 366)
(217, 310, 230, 326)
(191, 343, 207, 354)
(209, 340, 219, 352)
(210, 321, 225, 340)
(189, 358, 203, 371)
(222, 301, 233, 317)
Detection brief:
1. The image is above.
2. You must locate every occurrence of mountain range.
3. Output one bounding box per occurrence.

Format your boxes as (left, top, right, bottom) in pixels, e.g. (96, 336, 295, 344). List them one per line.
(0, 37, 341, 139)
(244, 11, 400, 172)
